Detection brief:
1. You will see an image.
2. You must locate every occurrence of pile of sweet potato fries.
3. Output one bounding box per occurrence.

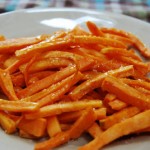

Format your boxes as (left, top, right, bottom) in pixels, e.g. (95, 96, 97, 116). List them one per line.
(0, 21, 150, 150)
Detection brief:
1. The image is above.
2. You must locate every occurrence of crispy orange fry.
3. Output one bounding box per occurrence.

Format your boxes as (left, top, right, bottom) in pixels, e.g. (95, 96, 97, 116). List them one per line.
(104, 33, 135, 46)
(0, 99, 39, 112)
(108, 99, 127, 110)
(100, 27, 150, 58)
(37, 72, 82, 107)
(17, 65, 76, 98)
(25, 100, 102, 119)
(0, 35, 50, 54)
(15, 38, 71, 59)
(34, 107, 96, 150)
(58, 110, 83, 123)
(101, 47, 142, 61)
(3, 55, 18, 68)
(102, 76, 150, 110)
(19, 129, 37, 139)
(0, 54, 10, 69)
(73, 35, 126, 48)
(79, 109, 150, 150)
(18, 118, 47, 137)
(22, 57, 71, 73)
(0, 69, 18, 100)
(94, 108, 107, 120)
(11, 72, 25, 87)
(100, 106, 140, 130)
(87, 122, 103, 138)
(22, 72, 82, 103)
(86, 21, 104, 36)
(0, 111, 16, 134)
(47, 116, 61, 137)
(69, 65, 134, 100)
(121, 78, 150, 90)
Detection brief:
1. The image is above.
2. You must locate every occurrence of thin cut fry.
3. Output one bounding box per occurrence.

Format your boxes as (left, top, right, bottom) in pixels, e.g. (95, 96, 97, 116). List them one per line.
(69, 65, 134, 100)
(25, 100, 102, 119)
(15, 38, 71, 59)
(47, 116, 61, 137)
(87, 122, 103, 138)
(102, 76, 150, 110)
(73, 36, 126, 48)
(0, 99, 39, 112)
(34, 107, 96, 150)
(78, 109, 150, 150)
(100, 27, 150, 58)
(86, 21, 104, 36)
(100, 106, 140, 130)
(0, 35, 50, 54)
(17, 65, 76, 98)
(0, 69, 18, 100)
(18, 118, 47, 137)
(0, 111, 16, 134)
(108, 99, 127, 110)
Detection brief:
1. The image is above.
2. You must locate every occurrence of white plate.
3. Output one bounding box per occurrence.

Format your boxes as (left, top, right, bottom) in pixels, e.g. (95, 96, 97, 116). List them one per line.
(0, 8, 149, 150)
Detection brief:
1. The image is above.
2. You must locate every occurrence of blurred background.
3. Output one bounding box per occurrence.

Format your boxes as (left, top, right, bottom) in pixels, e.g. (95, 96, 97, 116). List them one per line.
(0, 0, 150, 22)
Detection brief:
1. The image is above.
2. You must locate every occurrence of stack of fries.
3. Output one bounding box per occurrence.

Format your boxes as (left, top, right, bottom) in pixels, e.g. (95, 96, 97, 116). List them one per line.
(0, 21, 150, 150)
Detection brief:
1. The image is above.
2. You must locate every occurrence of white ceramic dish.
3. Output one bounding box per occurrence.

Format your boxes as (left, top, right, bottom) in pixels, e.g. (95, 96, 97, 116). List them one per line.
(0, 8, 149, 150)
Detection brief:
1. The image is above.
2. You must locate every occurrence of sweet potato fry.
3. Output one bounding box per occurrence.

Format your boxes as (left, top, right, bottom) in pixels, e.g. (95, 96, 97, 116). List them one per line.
(35, 130, 70, 150)
(47, 116, 61, 137)
(60, 123, 72, 131)
(104, 34, 135, 47)
(121, 78, 150, 90)
(11, 72, 25, 87)
(0, 54, 10, 69)
(6, 56, 30, 74)
(0, 69, 18, 100)
(134, 87, 150, 96)
(86, 21, 104, 36)
(73, 35, 126, 48)
(69, 65, 134, 100)
(15, 37, 72, 59)
(82, 71, 100, 80)
(94, 108, 107, 120)
(58, 107, 106, 124)
(100, 106, 140, 130)
(25, 100, 102, 119)
(3, 55, 18, 68)
(102, 76, 150, 110)
(22, 72, 82, 103)
(58, 110, 83, 123)
(34, 107, 96, 150)
(78, 109, 150, 150)
(17, 65, 77, 98)
(101, 47, 142, 61)
(37, 72, 82, 107)
(0, 99, 39, 112)
(108, 99, 127, 110)
(87, 122, 103, 138)
(118, 56, 148, 77)
(22, 57, 71, 73)
(0, 111, 16, 134)
(18, 118, 47, 137)
(19, 129, 37, 139)
(0, 34, 50, 54)
(100, 27, 150, 58)
(69, 25, 89, 36)
(28, 71, 54, 83)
